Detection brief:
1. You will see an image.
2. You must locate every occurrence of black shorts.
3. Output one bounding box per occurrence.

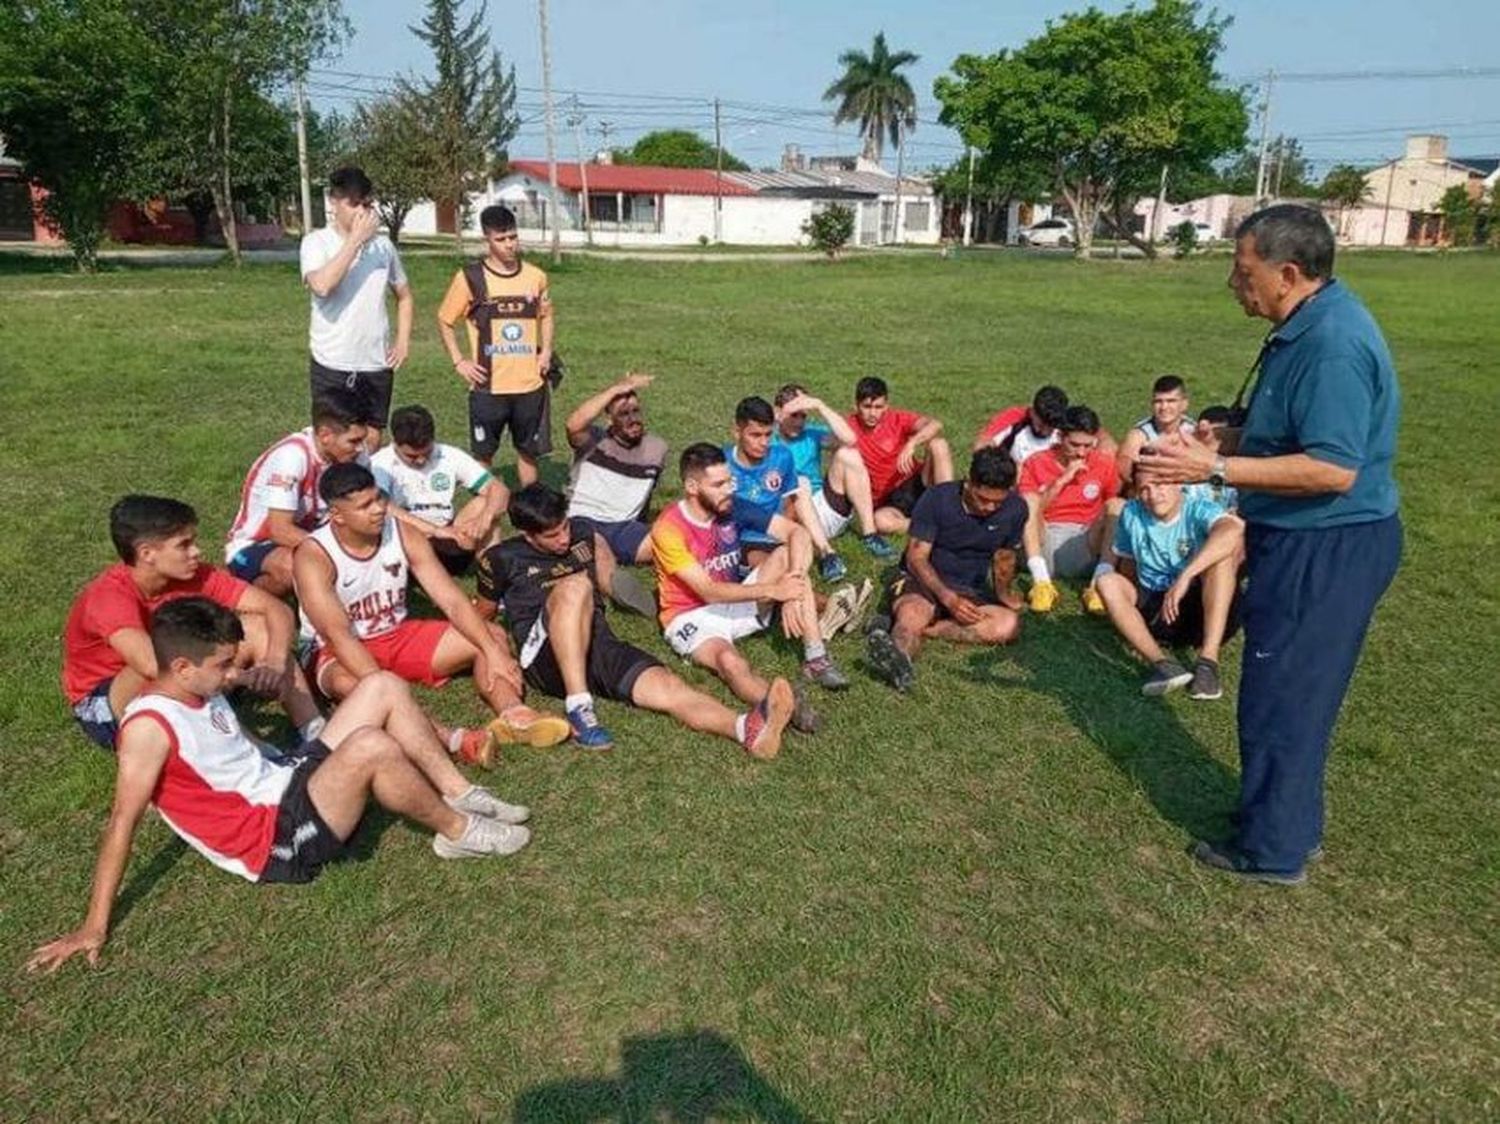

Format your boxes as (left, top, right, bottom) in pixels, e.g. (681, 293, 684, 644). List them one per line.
(309, 358, 395, 429)
(469, 386, 552, 461)
(883, 473, 927, 517)
(430, 535, 476, 577)
(520, 613, 661, 703)
(260, 740, 349, 884)
(885, 569, 994, 621)
(1138, 578, 1242, 648)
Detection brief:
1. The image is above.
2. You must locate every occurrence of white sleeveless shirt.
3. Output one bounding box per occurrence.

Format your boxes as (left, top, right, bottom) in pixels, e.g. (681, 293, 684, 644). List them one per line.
(300, 517, 410, 644)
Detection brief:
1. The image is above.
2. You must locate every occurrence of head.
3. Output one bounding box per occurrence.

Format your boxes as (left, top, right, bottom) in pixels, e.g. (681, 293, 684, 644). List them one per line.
(389, 405, 437, 468)
(327, 166, 374, 232)
(320, 462, 386, 537)
(854, 376, 890, 430)
(480, 205, 520, 265)
(963, 447, 1018, 517)
(1196, 404, 1233, 451)
(1138, 480, 1185, 520)
(604, 389, 646, 446)
(109, 495, 201, 579)
(1229, 204, 1335, 323)
(1029, 385, 1069, 435)
(150, 597, 245, 698)
(1058, 405, 1101, 464)
(733, 396, 776, 462)
(311, 396, 370, 463)
(679, 442, 734, 518)
(507, 483, 572, 555)
(774, 383, 808, 438)
(1149, 375, 1189, 429)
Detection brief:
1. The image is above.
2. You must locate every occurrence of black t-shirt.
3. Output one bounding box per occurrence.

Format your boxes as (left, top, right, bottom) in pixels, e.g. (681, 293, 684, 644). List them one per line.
(905, 481, 1027, 594)
(476, 519, 603, 633)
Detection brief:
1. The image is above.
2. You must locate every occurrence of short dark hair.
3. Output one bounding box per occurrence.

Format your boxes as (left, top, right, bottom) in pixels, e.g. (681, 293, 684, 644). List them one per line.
(312, 394, 363, 433)
(1032, 385, 1069, 427)
(150, 597, 244, 669)
(508, 483, 568, 533)
(774, 383, 806, 407)
(679, 442, 726, 481)
(1199, 404, 1234, 426)
(320, 462, 379, 503)
(1152, 375, 1186, 396)
(1235, 204, 1335, 280)
(1062, 405, 1100, 435)
(969, 447, 1018, 491)
(328, 166, 373, 203)
(390, 405, 436, 447)
(109, 495, 198, 564)
(734, 396, 775, 427)
(605, 389, 640, 413)
(855, 376, 888, 404)
(480, 205, 517, 234)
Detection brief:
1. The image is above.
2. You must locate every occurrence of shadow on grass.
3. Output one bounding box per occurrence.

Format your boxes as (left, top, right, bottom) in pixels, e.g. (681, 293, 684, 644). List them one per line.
(512, 1028, 812, 1123)
(113, 837, 190, 926)
(0, 250, 232, 276)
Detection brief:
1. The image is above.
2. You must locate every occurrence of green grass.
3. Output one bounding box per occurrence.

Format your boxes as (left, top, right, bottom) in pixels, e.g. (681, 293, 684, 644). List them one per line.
(2, 248, 1498, 1121)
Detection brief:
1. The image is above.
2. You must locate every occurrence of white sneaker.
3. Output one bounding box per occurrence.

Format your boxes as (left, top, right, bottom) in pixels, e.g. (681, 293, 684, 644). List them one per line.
(445, 784, 530, 825)
(432, 814, 531, 859)
(817, 584, 858, 638)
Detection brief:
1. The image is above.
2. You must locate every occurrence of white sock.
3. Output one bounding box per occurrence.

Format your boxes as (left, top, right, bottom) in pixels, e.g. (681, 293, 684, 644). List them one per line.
(803, 641, 826, 662)
(565, 692, 594, 712)
(298, 716, 327, 742)
(735, 712, 749, 744)
(1092, 561, 1114, 583)
(446, 729, 464, 754)
(1027, 556, 1051, 583)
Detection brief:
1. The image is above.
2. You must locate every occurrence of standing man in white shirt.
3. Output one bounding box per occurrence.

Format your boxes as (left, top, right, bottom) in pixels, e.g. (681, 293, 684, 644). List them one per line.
(300, 167, 413, 450)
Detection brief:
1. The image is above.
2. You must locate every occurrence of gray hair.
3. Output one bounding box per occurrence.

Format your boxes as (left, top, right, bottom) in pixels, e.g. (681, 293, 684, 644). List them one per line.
(1235, 204, 1335, 280)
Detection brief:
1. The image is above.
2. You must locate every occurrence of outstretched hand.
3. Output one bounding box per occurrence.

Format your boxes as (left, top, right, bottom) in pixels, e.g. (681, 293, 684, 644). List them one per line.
(27, 928, 106, 974)
(1134, 430, 1216, 486)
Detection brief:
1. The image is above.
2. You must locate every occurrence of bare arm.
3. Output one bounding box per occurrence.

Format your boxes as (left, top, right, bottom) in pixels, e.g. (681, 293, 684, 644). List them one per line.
(1172, 515, 1245, 586)
(386, 281, 414, 369)
(1116, 429, 1146, 482)
(404, 524, 515, 667)
(293, 542, 382, 679)
(565, 372, 653, 448)
(105, 627, 158, 680)
(304, 211, 377, 297)
(1136, 437, 1355, 496)
(265, 509, 311, 550)
(670, 561, 803, 607)
(234, 584, 295, 674)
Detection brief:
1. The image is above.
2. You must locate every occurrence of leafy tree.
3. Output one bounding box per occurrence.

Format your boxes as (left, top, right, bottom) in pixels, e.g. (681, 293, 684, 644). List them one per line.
(1320, 164, 1371, 240)
(346, 93, 430, 243)
(1167, 219, 1198, 258)
(930, 150, 1051, 242)
(401, 0, 517, 251)
(802, 204, 855, 258)
(824, 32, 918, 164)
(934, 0, 1248, 258)
(614, 130, 747, 171)
(1438, 184, 1478, 248)
(1213, 135, 1315, 197)
(1486, 188, 1500, 249)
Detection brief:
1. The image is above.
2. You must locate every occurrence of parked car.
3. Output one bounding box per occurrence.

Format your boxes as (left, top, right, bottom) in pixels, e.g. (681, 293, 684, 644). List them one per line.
(1018, 218, 1075, 248)
(1192, 221, 1219, 244)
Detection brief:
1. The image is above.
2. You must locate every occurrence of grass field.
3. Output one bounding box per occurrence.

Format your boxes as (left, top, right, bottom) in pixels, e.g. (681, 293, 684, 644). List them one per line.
(2, 247, 1498, 1121)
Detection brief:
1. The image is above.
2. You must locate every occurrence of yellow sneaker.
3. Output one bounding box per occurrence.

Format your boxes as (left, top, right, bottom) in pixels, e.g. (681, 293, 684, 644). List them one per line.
(1081, 585, 1106, 615)
(1028, 579, 1059, 613)
(489, 705, 571, 748)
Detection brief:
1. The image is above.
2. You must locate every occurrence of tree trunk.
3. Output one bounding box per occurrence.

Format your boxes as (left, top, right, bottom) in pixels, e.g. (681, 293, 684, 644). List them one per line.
(215, 79, 241, 265)
(1101, 203, 1157, 259)
(1059, 170, 1094, 258)
(382, 203, 410, 246)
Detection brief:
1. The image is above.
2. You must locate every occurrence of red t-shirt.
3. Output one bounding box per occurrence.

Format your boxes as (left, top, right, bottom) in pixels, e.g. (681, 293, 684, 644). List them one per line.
(61, 563, 249, 703)
(849, 407, 922, 503)
(1019, 447, 1119, 526)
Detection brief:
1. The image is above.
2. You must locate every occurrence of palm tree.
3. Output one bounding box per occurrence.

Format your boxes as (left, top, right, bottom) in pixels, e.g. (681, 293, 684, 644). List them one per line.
(823, 32, 919, 165)
(1321, 164, 1372, 241)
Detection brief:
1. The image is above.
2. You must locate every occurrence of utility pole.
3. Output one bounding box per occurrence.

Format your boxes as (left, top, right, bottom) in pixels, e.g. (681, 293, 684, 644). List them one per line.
(538, 0, 562, 263)
(1253, 69, 1275, 203)
(713, 97, 723, 243)
(1272, 137, 1286, 199)
(596, 120, 614, 152)
(566, 94, 592, 245)
(1152, 162, 1170, 245)
(961, 144, 976, 246)
(892, 122, 905, 245)
(295, 77, 313, 234)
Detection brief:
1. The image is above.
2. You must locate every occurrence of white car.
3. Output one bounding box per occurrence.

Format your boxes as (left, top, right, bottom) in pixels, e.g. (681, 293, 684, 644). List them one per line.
(1018, 218, 1075, 248)
(1192, 221, 1219, 244)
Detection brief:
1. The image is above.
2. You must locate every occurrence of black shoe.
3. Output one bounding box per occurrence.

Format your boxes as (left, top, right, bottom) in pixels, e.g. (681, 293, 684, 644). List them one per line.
(865, 628, 915, 692)
(1189, 840, 1306, 885)
(1143, 659, 1193, 696)
(1187, 658, 1222, 700)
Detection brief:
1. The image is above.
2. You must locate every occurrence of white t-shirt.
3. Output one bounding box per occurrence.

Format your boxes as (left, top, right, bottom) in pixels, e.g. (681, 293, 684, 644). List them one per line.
(300, 226, 407, 371)
(371, 443, 491, 527)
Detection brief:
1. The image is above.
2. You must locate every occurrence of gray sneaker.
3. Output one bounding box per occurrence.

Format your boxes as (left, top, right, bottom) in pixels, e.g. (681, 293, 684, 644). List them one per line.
(866, 628, 915, 692)
(1143, 659, 1193, 696)
(802, 654, 851, 691)
(1190, 839, 1306, 886)
(445, 784, 530, 825)
(1187, 658, 1222, 700)
(433, 814, 532, 859)
(790, 682, 822, 734)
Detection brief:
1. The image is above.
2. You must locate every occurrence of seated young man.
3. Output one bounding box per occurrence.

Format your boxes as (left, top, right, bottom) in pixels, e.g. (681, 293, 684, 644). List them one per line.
(294, 463, 570, 763)
(563, 370, 668, 566)
(865, 449, 1026, 691)
(474, 484, 794, 757)
(28, 599, 533, 973)
(1096, 481, 1244, 699)
(1115, 374, 1196, 487)
(371, 404, 507, 577)
(1019, 405, 1121, 614)
(63, 495, 322, 750)
(772, 383, 897, 571)
(847, 376, 954, 535)
(225, 396, 370, 596)
(973, 384, 1069, 466)
(651, 444, 849, 734)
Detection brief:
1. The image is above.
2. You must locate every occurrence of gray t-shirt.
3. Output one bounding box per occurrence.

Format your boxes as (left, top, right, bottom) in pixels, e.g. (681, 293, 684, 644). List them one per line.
(567, 426, 668, 525)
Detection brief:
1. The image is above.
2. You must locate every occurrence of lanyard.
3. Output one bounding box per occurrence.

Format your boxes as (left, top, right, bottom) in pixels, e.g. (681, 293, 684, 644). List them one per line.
(1230, 281, 1330, 418)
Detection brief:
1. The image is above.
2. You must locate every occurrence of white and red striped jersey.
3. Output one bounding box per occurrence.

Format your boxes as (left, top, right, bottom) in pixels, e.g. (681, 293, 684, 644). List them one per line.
(225, 429, 367, 559)
(120, 692, 295, 882)
(298, 516, 410, 645)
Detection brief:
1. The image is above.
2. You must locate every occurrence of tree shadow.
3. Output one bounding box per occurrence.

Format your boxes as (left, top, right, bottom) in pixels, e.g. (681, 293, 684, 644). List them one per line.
(513, 1029, 814, 1123)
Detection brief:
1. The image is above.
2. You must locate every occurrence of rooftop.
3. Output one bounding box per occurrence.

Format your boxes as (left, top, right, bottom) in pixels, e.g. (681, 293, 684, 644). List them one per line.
(506, 161, 756, 197)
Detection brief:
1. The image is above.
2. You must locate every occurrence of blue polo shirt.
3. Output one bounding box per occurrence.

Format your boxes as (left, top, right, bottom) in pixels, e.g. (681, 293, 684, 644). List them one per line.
(1238, 280, 1401, 530)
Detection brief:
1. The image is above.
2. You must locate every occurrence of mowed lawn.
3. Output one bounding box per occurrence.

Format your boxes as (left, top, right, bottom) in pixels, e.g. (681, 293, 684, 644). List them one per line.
(2, 247, 1497, 1121)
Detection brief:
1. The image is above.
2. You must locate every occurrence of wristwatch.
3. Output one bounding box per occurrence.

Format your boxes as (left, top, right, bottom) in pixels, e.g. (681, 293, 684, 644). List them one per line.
(1209, 456, 1229, 488)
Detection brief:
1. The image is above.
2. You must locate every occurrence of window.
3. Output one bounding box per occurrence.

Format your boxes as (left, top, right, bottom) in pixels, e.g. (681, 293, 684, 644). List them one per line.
(903, 201, 930, 233)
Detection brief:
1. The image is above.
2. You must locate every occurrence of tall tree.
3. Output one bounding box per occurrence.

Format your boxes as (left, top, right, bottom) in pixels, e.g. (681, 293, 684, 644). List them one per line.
(1320, 164, 1371, 240)
(934, 0, 1248, 258)
(401, 0, 518, 251)
(1437, 184, 1478, 248)
(346, 93, 430, 244)
(823, 32, 919, 164)
(1216, 135, 1314, 197)
(615, 130, 748, 171)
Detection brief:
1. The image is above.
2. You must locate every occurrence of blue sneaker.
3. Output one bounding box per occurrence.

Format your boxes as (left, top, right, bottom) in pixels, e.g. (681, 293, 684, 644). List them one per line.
(818, 552, 849, 582)
(566, 702, 615, 751)
(860, 534, 898, 561)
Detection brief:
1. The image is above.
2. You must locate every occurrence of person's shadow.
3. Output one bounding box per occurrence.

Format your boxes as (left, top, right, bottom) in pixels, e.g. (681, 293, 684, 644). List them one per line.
(512, 1029, 814, 1123)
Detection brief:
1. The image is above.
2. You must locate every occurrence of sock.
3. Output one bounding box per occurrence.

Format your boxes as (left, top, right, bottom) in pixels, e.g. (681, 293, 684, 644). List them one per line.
(565, 692, 594, 713)
(735, 712, 749, 744)
(298, 716, 327, 743)
(1092, 560, 1114, 583)
(803, 641, 827, 663)
(446, 729, 464, 754)
(1027, 556, 1051, 583)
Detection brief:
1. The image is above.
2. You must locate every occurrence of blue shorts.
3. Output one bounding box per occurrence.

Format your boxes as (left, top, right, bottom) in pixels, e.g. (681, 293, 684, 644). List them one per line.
(576, 517, 651, 564)
(227, 540, 278, 582)
(72, 679, 119, 750)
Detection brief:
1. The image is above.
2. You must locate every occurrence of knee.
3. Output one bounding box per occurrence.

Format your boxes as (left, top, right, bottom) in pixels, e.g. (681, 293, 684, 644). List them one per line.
(1096, 571, 1129, 603)
(832, 445, 862, 472)
(550, 572, 593, 603)
(340, 725, 400, 766)
(978, 611, 1020, 645)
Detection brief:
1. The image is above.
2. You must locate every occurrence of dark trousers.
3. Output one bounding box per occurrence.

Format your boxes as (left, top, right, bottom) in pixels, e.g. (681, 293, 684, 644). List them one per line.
(1236, 515, 1402, 872)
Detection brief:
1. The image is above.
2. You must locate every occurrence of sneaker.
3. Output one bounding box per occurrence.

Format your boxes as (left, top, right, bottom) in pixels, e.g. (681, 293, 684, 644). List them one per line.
(609, 569, 658, 618)
(1028, 579, 1059, 613)
(817, 584, 858, 638)
(489, 705, 571, 748)
(860, 533, 898, 561)
(1189, 840, 1306, 886)
(566, 702, 615, 751)
(1081, 584, 1106, 615)
(1187, 658, 1223, 700)
(818, 552, 849, 583)
(432, 814, 532, 859)
(790, 682, 822, 734)
(455, 728, 496, 768)
(445, 784, 530, 825)
(866, 627, 915, 692)
(740, 678, 794, 759)
(802, 654, 851, 691)
(842, 577, 876, 636)
(1142, 659, 1193, 696)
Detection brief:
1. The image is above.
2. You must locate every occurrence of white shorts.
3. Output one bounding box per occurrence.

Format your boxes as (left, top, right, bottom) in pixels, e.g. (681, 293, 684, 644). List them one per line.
(1043, 521, 1099, 578)
(811, 487, 852, 541)
(662, 568, 768, 657)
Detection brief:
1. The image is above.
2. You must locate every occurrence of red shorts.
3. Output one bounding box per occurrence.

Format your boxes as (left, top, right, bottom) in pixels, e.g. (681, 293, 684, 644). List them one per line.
(313, 619, 453, 692)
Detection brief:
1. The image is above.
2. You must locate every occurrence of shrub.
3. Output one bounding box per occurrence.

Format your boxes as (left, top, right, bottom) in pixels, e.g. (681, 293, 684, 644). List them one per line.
(802, 204, 855, 258)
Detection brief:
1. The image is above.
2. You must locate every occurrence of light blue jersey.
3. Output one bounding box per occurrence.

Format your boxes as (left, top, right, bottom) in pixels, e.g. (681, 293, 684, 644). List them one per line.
(771, 421, 832, 492)
(1114, 494, 1231, 592)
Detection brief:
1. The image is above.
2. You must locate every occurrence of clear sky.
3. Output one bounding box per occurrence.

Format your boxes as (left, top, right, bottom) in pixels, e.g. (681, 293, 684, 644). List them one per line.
(310, 0, 1500, 175)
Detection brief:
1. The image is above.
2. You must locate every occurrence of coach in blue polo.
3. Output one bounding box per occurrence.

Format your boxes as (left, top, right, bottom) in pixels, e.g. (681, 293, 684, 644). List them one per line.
(1137, 204, 1401, 885)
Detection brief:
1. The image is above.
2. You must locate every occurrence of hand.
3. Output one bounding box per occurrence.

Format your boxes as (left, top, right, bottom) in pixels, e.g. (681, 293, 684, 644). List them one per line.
(896, 441, 919, 476)
(765, 574, 809, 604)
(537, 348, 553, 376)
(1134, 430, 1216, 486)
(238, 663, 287, 697)
(618, 371, 654, 393)
(27, 927, 106, 974)
(944, 592, 984, 626)
(346, 206, 379, 248)
(779, 599, 808, 640)
(1161, 576, 1190, 624)
(482, 645, 524, 697)
(385, 338, 410, 371)
(1060, 458, 1087, 485)
(453, 358, 487, 389)
(779, 393, 823, 415)
(447, 521, 481, 551)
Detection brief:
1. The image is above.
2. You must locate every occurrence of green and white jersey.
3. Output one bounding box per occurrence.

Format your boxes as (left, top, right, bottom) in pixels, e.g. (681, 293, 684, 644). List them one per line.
(371, 443, 490, 527)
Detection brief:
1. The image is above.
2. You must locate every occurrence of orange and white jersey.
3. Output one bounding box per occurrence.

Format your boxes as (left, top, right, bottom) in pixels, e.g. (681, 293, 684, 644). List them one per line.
(225, 429, 367, 559)
(298, 516, 410, 645)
